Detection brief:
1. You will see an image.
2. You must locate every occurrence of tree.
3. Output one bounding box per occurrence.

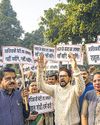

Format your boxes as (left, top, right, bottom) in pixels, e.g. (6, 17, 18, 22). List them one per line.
(40, 4, 67, 45)
(22, 26, 45, 49)
(0, 0, 23, 51)
(40, 0, 100, 45)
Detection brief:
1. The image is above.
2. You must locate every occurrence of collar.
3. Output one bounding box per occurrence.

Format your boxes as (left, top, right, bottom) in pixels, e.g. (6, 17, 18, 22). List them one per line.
(0, 88, 15, 95)
(86, 82, 93, 87)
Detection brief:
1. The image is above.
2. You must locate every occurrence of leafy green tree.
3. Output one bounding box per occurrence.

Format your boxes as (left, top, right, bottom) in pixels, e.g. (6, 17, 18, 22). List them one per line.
(40, 4, 67, 45)
(22, 26, 45, 49)
(0, 0, 23, 51)
(40, 0, 100, 44)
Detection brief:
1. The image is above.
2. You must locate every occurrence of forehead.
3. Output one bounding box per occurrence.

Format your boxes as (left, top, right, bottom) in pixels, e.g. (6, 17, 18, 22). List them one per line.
(4, 72, 15, 77)
(48, 76, 55, 79)
(59, 71, 68, 75)
(93, 74, 100, 79)
(30, 82, 37, 86)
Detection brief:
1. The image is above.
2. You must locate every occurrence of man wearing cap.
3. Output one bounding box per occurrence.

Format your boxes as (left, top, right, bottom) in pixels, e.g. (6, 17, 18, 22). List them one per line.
(0, 67, 30, 125)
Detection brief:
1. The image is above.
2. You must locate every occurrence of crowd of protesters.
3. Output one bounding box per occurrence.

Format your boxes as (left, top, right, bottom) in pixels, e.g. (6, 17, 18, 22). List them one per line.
(0, 53, 100, 125)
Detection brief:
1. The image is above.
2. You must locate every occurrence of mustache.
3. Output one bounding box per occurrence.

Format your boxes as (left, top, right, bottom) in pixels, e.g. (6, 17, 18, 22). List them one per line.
(61, 80, 65, 82)
(9, 82, 15, 85)
(83, 77, 86, 79)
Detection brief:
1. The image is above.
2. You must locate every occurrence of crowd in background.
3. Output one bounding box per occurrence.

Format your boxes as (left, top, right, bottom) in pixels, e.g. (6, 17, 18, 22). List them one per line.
(0, 53, 100, 125)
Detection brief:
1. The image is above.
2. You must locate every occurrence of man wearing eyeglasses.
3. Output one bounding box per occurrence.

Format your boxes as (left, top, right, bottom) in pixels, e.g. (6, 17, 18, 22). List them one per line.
(0, 67, 30, 125)
(37, 53, 85, 125)
(81, 71, 100, 125)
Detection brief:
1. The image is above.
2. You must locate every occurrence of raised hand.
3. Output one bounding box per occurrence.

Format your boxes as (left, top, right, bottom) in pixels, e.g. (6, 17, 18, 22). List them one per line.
(68, 52, 77, 70)
(37, 53, 47, 69)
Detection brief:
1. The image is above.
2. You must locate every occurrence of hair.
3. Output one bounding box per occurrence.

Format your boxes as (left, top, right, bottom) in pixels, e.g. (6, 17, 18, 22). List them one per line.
(93, 71, 100, 77)
(47, 73, 58, 80)
(59, 66, 72, 77)
(80, 66, 89, 74)
(2, 67, 16, 76)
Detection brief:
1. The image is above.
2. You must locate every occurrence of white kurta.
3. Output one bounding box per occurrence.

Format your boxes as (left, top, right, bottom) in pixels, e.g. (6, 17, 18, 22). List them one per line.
(38, 68, 85, 125)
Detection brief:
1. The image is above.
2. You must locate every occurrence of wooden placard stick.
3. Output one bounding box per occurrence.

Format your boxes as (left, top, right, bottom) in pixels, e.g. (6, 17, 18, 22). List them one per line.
(19, 63, 28, 111)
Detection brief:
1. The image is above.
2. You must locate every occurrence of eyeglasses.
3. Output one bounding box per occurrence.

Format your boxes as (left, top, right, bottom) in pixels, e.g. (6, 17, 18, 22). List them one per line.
(93, 79, 100, 83)
(4, 76, 16, 81)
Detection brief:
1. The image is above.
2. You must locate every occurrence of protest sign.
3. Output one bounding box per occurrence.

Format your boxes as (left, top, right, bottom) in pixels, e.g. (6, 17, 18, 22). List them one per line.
(86, 43, 100, 65)
(33, 45, 55, 60)
(56, 45, 83, 65)
(46, 61, 59, 71)
(23, 60, 37, 73)
(29, 93, 54, 114)
(2, 46, 34, 64)
(97, 35, 100, 43)
(23, 64, 35, 73)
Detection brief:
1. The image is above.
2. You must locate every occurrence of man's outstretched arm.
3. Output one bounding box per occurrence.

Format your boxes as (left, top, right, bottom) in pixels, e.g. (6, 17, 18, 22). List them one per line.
(36, 53, 55, 97)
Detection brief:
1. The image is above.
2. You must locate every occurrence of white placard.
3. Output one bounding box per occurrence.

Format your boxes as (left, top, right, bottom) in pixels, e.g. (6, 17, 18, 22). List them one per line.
(23, 64, 35, 73)
(29, 93, 54, 114)
(86, 43, 100, 65)
(46, 61, 59, 71)
(2, 46, 34, 64)
(56, 45, 83, 65)
(97, 35, 100, 43)
(33, 45, 55, 60)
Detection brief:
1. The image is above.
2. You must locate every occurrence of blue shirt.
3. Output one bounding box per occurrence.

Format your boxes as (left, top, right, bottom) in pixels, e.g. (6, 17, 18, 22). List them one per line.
(0, 89, 30, 125)
(79, 82, 94, 111)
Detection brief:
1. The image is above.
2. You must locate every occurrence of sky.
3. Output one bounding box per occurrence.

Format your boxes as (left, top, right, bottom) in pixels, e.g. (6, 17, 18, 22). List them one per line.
(10, 0, 66, 33)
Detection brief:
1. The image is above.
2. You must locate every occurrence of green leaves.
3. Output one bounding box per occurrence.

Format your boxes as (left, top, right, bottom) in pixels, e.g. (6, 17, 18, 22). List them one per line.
(40, 0, 100, 45)
(0, 0, 23, 50)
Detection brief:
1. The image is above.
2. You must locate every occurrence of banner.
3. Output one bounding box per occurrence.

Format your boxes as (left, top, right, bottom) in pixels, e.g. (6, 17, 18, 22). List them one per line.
(2, 46, 34, 64)
(56, 45, 83, 65)
(33, 45, 55, 60)
(29, 93, 54, 114)
(86, 43, 100, 65)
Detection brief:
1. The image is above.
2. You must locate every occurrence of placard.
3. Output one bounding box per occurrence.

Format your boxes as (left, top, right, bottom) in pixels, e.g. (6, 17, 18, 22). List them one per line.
(33, 45, 55, 60)
(46, 61, 59, 71)
(2, 46, 33, 64)
(86, 43, 100, 65)
(56, 45, 83, 65)
(29, 93, 54, 114)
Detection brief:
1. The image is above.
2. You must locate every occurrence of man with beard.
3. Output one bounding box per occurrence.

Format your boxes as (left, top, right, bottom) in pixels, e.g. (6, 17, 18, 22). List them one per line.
(0, 67, 30, 125)
(79, 68, 94, 111)
(81, 71, 100, 125)
(37, 53, 85, 125)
